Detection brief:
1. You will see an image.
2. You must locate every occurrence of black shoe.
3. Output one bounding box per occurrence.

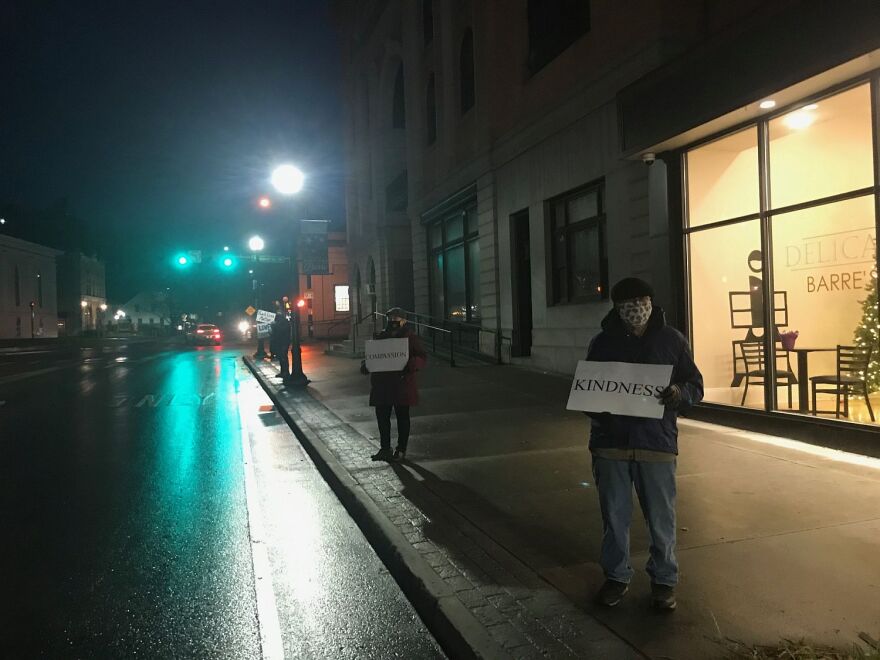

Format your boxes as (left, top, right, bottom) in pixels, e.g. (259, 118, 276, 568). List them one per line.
(650, 583, 676, 611)
(392, 448, 406, 462)
(371, 448, 393, 462)
(596, 579, 629, 607)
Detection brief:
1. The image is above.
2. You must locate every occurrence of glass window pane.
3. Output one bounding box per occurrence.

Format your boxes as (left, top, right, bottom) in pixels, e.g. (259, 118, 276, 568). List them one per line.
(771, 195, 877, 421)
(570, 224, 601, 299)
(334, 285, 350, 312)
(689, 220, 766, 409)
(430, 252, 444, 318)
(464, 206, 478, 236)
(446, 213, 464, 242)
(467, 238, 481, 320)
(769, 84, 873, 209)
(552, 201, 566, 231)
(567, 190, 598, 223)
(430, 223, 443, 249)
(686, 127, 759, 227)
(446, 245, 466, 319)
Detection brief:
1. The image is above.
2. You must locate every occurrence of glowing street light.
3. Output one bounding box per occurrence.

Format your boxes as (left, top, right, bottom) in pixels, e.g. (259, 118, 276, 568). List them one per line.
(223, 245, 230, 252)
(271, 164, 304, 195)
(80, 300, 88, 308)
(258, 196, 272, 209)
(100, 303, 108, 311)
(248, 235, 265, 252)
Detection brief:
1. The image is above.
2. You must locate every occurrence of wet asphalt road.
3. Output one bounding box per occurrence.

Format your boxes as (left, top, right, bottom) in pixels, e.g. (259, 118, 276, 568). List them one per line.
(0, 340, 443, 658)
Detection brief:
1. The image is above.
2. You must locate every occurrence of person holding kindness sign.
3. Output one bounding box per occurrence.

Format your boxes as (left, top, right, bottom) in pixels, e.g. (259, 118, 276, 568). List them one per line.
(585, 277, 703, 611)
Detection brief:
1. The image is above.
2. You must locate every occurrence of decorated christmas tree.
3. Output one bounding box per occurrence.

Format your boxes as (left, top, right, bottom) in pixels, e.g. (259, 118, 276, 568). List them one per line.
(853, 273, 880, 393)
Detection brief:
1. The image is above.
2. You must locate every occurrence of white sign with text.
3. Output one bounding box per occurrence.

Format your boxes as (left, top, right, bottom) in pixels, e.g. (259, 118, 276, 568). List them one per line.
(566, 361, 673, 419)
(255, 309, 276, 324)
(256, 323, 272, 339)
(365, 338, 410, 373)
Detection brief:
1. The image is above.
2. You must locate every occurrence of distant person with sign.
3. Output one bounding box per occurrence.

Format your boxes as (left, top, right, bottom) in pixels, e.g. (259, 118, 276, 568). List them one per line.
(586, 278, 703, 611)
(270, 312, 291, 385)
(360, 308, 427, 462)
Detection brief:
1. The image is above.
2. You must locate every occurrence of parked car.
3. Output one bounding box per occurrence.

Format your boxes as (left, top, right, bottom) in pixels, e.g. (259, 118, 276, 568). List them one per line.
(186, 323, 223, 345)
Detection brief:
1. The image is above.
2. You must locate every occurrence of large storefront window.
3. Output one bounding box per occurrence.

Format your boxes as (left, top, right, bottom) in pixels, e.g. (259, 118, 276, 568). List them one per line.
(686, 81, 879, 425)
(428, 205, 481, 322)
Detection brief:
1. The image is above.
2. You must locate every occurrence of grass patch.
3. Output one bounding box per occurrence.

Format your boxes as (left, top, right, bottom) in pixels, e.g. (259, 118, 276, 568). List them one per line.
(721, 633, 880, 660)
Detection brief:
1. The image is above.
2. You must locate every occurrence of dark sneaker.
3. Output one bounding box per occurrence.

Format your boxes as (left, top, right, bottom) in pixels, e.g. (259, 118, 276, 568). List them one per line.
(371, 448, 393, 462)
(596, 580, 629, 607)
(650, 583, 677, 611)
(392, 448, 406, 462)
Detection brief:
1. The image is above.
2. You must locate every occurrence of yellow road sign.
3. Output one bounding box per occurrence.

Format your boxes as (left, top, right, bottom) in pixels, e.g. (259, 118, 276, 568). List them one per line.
(245, 306, 256, 316)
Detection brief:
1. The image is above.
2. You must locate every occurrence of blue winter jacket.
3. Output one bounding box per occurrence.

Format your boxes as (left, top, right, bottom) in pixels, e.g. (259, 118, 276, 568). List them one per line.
(586, 306, 703, 455)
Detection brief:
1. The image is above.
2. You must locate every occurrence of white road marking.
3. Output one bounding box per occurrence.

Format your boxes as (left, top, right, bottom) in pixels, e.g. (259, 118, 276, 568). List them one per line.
(237, 380, 284, 660)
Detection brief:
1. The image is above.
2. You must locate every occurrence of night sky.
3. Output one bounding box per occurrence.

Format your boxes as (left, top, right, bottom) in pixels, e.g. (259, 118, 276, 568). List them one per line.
(0, 0, 345, 305)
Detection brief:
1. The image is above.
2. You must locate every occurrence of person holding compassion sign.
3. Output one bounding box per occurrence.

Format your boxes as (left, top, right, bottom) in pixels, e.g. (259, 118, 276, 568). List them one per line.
(360, 308, 427, 462)
(586, 278, 703, 611)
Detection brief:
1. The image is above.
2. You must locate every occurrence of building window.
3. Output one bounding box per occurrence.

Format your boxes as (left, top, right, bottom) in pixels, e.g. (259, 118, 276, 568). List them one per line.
(685, 81, 879, 424)
(14, 266, 21, 307)
(37, 273, 43, 307)
(428, 205, 481, 322)
(527, 0, 590, 74)
(459, 29, 475, 115)
(547, 182, 607, 304)
(426, 73, 437, 145)
(306, 275, 313, 289)
(392, 64, 406, 129)
(335, 285, 350, 312)
(422, 0, 433, 45)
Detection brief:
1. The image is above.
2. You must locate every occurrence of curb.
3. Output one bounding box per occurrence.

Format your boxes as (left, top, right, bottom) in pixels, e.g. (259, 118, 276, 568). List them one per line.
(243, 356, 507, 660)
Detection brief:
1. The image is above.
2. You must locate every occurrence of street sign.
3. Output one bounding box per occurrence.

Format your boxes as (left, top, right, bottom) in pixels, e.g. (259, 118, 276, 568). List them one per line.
(245, 306, 256, 316)
(187, 250, 202, 264)
(255, 309, 275, 324)
(257, 255, 289, 264)
(299, 219, 330, 275)
(256, 323, 272, 338)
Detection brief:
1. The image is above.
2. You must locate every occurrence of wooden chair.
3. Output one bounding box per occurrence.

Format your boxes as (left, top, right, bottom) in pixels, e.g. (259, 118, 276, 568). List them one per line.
(740, 341, 797, 408)
(810, 345, 874, 421)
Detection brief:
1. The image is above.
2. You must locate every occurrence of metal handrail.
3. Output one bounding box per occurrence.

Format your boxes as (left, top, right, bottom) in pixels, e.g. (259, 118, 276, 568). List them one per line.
(394, 308, 511, 365)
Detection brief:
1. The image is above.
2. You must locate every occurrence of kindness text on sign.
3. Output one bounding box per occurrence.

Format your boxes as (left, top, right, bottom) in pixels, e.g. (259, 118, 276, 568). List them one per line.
(566, 361, 673, 419)
(365, 338, 409, 373)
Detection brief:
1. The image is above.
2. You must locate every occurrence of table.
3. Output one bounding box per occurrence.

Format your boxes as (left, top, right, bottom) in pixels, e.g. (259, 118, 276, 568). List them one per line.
(790, 347, 837, 413)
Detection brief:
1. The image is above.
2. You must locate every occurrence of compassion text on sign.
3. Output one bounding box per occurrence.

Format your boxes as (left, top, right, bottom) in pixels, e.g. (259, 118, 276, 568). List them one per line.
(365, 338, 409, 373)
(566, 361, 672, 419)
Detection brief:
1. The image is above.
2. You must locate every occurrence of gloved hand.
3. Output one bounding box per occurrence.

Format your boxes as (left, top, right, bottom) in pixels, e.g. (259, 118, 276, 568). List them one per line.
(360, 360, 369, 375)
(658, 384, 682, 409)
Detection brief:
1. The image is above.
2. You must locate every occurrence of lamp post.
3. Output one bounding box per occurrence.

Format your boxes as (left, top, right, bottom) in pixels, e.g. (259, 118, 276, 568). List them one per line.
(271, 163, 309, 386)
(249, 235, 268, 359)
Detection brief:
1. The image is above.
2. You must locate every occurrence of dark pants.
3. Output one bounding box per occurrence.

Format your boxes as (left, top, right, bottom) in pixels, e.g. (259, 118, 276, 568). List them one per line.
(277, 347, 290, 381)
(375, 405, 411, 451)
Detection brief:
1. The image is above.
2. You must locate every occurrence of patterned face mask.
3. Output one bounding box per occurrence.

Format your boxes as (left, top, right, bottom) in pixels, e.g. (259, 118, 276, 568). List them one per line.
(618, 299, 652, 328)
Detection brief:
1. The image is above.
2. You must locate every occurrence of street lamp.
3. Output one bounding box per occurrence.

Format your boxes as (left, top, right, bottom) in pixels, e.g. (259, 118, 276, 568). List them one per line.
(248, 235, 265, 252)
(271, 162, 309, 386)
(271, 164, 304, 195)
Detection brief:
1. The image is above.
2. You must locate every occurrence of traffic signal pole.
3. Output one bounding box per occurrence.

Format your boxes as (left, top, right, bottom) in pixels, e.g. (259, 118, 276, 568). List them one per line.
(286, 221, 309, 386)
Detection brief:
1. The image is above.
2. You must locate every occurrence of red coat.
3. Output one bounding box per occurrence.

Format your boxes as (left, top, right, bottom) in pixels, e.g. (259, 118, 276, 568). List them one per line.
(369, 327, 427, 407)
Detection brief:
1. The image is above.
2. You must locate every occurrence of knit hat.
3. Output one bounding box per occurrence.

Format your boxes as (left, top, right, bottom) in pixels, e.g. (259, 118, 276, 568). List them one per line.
(610, 277, 654, 303)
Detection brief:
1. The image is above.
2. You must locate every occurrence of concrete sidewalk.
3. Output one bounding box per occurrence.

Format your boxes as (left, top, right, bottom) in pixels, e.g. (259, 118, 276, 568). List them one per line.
(247, 344, 880, 659)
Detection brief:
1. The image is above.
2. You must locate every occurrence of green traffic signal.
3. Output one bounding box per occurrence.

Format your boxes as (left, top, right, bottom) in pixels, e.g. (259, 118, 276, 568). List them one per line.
(218, 254, 237, 271)
(174, 253, 191, 268)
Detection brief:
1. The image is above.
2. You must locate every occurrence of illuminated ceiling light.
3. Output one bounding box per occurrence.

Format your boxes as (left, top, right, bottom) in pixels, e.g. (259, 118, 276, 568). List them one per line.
(784, 111, 815, 130)
(759, 99, 776, 109)
(803, 103, 818, 111)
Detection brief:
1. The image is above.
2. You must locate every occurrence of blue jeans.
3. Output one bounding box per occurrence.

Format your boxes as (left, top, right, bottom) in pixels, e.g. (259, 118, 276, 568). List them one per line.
(591, 455, 678, 586)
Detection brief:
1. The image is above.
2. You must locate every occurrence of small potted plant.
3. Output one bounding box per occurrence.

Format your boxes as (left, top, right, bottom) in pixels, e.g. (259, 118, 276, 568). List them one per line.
(779, 329, 799, 350)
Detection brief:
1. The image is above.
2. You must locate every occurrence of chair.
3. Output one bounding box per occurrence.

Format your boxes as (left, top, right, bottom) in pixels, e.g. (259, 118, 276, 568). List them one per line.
(810, 345, 875, 421)
(739, 341, 797, 408)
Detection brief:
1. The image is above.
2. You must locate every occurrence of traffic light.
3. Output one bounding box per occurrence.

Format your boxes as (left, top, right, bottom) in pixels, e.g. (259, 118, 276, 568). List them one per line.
(296, 298, 306, 309)
(174, 253, 191, 269)
(217, 253, 237, 271)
